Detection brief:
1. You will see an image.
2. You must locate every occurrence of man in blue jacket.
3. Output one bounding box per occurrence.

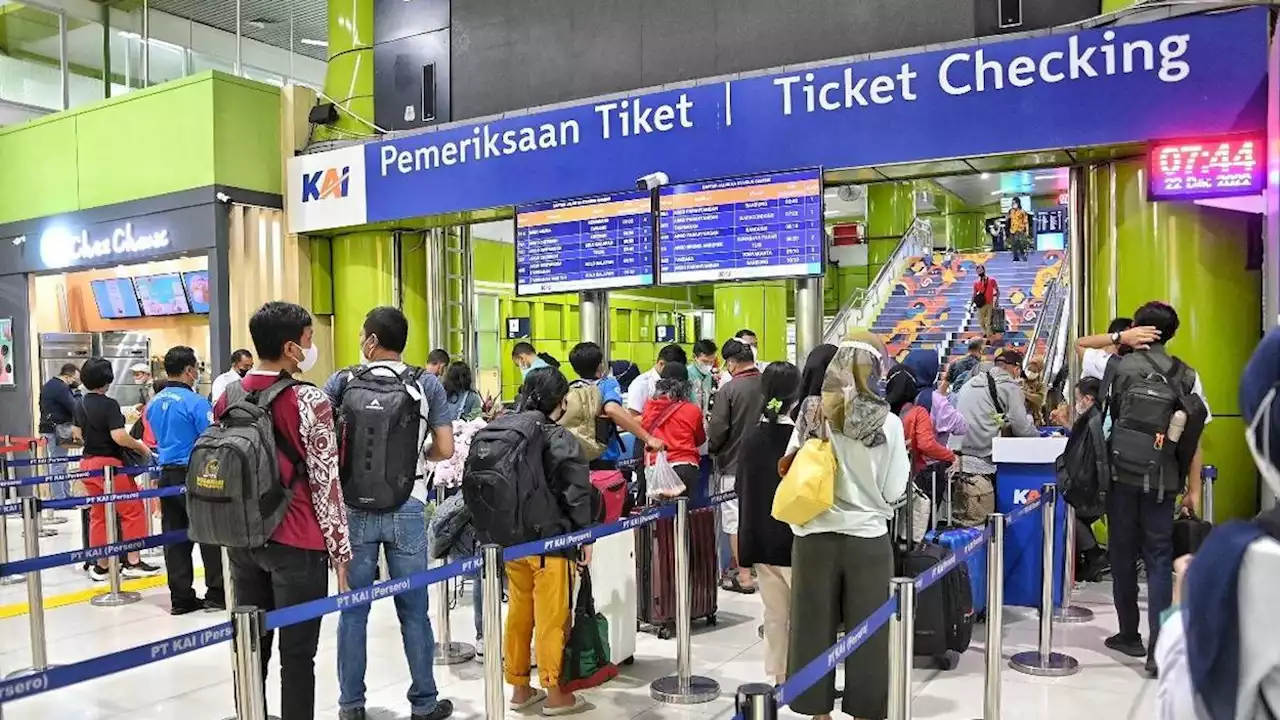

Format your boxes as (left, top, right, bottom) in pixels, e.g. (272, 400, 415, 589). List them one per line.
(38, 363, 80, 500)
(146, 345, 225, 615)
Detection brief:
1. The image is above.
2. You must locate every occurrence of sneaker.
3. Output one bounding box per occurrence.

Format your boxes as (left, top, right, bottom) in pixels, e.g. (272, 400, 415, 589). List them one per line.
(475, 636, 484, 659)
(1104, 633, 1147, 658)
(87, 565, 109, 582)
(169, 600, 203, 616)
(1145, 655, 1159, 678)
(202, 597, 227, 612)
(413, 699, 454, 720)
(121, 561, 162, 578)
(338, 708, 366, 720)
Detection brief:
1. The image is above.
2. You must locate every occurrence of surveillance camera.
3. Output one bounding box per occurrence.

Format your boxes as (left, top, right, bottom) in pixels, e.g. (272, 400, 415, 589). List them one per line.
(636, 172, 670, 191)
(215, 192, 232, 204)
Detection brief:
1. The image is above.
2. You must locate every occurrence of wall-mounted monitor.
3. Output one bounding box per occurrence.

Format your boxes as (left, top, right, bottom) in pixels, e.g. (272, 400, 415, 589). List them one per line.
(658, 167, 824, 285)
(1148, 133, 1266, 201)
(89, 278, 143, 320)
(515, 190, 654, 296)
(181, 270, 210, 314)
(133, 273, 191, 317)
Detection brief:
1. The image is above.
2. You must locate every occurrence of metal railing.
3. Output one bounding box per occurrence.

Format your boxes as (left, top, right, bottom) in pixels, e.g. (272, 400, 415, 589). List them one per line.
(823, 218, 933, 344)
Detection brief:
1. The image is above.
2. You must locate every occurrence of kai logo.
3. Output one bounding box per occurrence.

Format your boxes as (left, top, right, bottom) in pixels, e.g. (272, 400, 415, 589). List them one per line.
(301, 166, 350, 203)
(1012, 488, 1041, 505)
(196, 458, 224, 492)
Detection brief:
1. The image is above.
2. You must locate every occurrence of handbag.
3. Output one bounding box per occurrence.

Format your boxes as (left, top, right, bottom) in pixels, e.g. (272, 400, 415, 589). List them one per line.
(771, 424, 837, 526)
(54, 422, 80, 448)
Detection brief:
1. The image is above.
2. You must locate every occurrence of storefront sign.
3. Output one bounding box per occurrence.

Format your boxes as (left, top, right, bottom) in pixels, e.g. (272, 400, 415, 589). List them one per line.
(287, 8, 1269, 233)
(1147, 133, 1267, 201)
(37, 223, 170, 270)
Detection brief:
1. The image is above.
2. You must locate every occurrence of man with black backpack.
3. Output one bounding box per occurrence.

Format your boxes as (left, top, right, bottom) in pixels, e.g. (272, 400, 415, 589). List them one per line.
(1101, 302, 1209, 677)
(322, 306, 456, 720)
(195, 301, 351, 720)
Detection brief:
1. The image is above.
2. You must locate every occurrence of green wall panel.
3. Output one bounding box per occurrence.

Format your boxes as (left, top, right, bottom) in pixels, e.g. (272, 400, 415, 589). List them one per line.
(310, 237, 334, 315)
(714, 282, 787, 362)
(866, 181, 914, 240)
(212, 77, 284, 196)
(332, 232, 396, 368)
(400, 234, 429, 366)
(0, 118, 79, 222)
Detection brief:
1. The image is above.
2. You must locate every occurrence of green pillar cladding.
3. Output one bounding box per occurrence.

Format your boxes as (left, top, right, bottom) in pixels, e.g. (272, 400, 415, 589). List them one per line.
(865, 182, 916, 284)
(714, 283, 787, 362)
(320, 0, 375, 138)
(332, 232, 396, 368)
(400, 234, 429, 366)
(1087, 158, 1261, 520)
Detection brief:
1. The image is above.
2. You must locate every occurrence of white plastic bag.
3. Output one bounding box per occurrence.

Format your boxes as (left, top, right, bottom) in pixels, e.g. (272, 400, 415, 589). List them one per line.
(645, 451, 686, 499)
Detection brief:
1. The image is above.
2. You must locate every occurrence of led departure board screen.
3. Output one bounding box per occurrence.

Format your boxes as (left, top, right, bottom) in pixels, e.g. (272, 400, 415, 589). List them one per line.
(658, 168, 824, 285)
(1148, 134, 1265, 201)
(515, 191, 654, 296)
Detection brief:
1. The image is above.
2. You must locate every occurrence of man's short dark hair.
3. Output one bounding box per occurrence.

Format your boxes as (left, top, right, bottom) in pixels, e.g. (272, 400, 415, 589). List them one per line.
(1076, 377, 1101, 401)
(163, 346, 199, 377)
(722, 339, 753, 364)
(80, 358, 114, 391)
(427, 348, 450, 366)
(1133, 302, 1179, 343)
(363, 306, 409, 354)
(1106, 317, 1133, 335)
(967, 337, 986, 353)
(512, 342, 536, 358)
(230, 349, 253, 364)
(657, 344, 687, 365)
(249, 302, 313, 362)
(693, 339, 717, 358)
(569, 342, 604, 380)
(734, 329, 757, 341)
(59, 363, 79, 377)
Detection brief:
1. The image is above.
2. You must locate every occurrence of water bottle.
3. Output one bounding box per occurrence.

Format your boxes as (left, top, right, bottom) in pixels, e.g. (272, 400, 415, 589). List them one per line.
(1167, 409, 1187, 443)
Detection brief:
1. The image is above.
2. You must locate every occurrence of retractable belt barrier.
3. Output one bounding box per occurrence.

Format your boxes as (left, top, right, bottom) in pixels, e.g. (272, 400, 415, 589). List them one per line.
(40, 485, 185, 511)
(0, 464, 154, 489)
(0, 492, 731, 708)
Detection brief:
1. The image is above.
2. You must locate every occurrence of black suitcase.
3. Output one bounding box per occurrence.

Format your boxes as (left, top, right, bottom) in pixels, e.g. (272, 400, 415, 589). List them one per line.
(80, 507, 127, 570)
(1173, 510, 1212, 558)
(636, 505, 718, 639)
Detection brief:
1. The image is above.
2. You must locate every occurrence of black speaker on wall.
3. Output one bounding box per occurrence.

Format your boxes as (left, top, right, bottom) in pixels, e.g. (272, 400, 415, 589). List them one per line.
(998, 0, 1023, 28)
(373, 0, 451, 131)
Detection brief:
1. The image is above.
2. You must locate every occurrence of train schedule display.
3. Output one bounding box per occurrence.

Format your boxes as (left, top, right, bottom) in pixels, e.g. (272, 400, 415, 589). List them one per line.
(658, 168, 824, 285)
(515, 191, 654, 296)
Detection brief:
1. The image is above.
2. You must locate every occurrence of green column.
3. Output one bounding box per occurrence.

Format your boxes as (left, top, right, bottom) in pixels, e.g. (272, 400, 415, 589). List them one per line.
(332, 232, 396, 368)
(400, 234, 429, 366)
(320, 0, 375, 138)
(866, 181, 916, 275)
(1087, 158, 1261, 520)
(714, 282, 787, 361)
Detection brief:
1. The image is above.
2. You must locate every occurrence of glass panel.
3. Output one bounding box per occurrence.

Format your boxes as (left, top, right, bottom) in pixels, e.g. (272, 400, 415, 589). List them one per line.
(65, 16, 112, 107)
(0, 3, 64, 109)
(476, 295, 500, 331)
(190, 49, 235, 75)
(477, 332, 500, 370)
(242, 64, 284, 87)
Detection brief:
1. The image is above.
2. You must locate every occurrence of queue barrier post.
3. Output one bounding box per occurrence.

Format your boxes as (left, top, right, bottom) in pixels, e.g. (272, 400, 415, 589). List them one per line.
(734, 682, 778, 719)
(1010, 484, 1080, 677)
(36, 440, 67, 528)
(481, 543, 505, 720)
(90, 465, 142, 607)
(4, 496, 57, 678)
(140, 467, 162, 558)
(231, 607, 268, 720)
(1203, 465, 1216, 524)
(433, 556, 475, 664)
(1055, 503, 1093, 624)
(3, 441, 19, 526)
(976, 513, 1005, 720)
(32, 440, 57, 540)
(0, 457, 27, 587)
(651, 496, 720, 705)
(887, 577, 917, 720)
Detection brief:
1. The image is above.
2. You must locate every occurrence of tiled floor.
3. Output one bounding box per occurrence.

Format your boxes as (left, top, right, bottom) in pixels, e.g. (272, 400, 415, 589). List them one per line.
(1, 514, 1155, 719)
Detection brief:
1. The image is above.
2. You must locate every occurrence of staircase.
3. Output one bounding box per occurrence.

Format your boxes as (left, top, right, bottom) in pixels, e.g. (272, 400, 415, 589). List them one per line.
(871, 250, 1066, 361)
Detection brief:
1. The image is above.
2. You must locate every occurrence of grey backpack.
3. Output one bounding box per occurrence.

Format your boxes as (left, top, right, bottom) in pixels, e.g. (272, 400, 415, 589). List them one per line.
(187, 378, 304, 548)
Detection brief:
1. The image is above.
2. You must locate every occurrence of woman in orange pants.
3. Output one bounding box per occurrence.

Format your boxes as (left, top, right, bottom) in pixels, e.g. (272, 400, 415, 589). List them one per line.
(74, 359, 159, 581)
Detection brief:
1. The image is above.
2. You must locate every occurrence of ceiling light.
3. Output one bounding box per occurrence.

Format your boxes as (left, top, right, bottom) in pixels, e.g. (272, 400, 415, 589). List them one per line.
(299, 38, 328, 48)
(980, 172, 990, 179)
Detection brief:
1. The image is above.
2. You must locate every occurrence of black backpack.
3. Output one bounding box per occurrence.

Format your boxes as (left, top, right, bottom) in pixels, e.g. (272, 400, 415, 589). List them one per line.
(461, 411, 563, 546)
(1056, 402, 1110, 519)
(336, 365, 424, 512)
(1107, 353, 1203, 494)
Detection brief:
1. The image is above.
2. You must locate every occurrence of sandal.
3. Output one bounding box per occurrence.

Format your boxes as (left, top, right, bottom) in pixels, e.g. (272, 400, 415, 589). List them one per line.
(541, 695, 589, 716)
(510, 688, 547, 711)
(721, 574, 757, 595)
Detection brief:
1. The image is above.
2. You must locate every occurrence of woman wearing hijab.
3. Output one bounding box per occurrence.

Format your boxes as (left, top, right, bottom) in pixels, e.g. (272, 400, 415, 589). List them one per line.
(1154, 329, 1280, 720)
(785, 331, 911, 720)
(786, 343, 839, 457)
(887, 356, 956, 474)
(737, 361, 802, 685)
(902, 349, 968, 446)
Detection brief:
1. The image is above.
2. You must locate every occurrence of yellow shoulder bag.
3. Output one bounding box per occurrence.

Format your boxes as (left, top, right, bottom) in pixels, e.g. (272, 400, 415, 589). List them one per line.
(772, 426, 837, 526)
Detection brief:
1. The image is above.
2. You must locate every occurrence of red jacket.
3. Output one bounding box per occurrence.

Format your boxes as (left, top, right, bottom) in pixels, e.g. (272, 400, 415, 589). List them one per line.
(641, 396, 706, 466)
(901, 404, 955, 471)
(974, 276, 998, 305)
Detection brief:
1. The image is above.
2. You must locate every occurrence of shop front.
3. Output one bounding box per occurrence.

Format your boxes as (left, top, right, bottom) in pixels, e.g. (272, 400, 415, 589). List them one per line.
(0, 190, 236, 438)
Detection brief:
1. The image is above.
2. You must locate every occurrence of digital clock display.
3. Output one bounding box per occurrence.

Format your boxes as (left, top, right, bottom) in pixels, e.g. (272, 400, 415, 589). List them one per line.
(1148, 135, 1266, 201)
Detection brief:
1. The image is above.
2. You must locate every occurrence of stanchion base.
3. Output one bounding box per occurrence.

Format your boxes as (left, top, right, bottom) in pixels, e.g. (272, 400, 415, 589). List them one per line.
(650, 674, 721, 704)
(90, 590, 142, 607)
(140, 547, 164, 558)
(220, 715, 281, 720)
(0, 575, 26, 585)
(1054, 605, 1095, 624)
(5, 665, 60, 679)
(1010, 650, 1080, 677)
(38, 528, 57, 538)
(42, 515, 68, 525)
(433, 641, 476, 665)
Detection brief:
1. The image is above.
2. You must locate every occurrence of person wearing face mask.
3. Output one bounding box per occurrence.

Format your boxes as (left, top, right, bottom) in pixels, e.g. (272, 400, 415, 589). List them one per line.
(1021, 359, 1047, 424)
(210, 348, 254, 403)
(972, 265, 999, 340)
(147, 346, 226, 615)
(1152, 329, 1280, 720)
(213, 301, 351, 720)
(686, 339, 720, 414)
(512, 342, 549, 380)
(38, 362, 82, 501)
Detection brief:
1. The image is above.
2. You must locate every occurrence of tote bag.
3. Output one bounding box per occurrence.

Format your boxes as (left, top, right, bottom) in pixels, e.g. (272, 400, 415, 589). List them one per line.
(772, 430, 837, 526)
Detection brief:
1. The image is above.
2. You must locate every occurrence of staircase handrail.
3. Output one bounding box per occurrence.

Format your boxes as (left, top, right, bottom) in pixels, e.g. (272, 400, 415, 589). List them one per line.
(1024, 275, 1062, 368)
(823, 217, 932, 344)
(1024, 257, 1071, 415)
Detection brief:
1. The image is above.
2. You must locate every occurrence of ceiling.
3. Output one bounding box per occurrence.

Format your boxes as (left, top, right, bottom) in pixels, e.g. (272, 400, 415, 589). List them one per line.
(148, 0, 329, 60)
(934, 169, 1072, 207)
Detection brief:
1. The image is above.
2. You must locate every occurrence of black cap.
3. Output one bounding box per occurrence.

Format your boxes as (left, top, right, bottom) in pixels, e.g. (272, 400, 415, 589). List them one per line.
(995, 349, 1024, 367)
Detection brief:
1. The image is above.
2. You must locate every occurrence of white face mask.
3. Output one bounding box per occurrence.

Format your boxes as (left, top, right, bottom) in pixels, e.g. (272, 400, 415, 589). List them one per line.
(1026, 370, 1040, 381)
(297, 344, 319, 373)
(697, 361, 713, 373)
(1246, 387, 1280, 498)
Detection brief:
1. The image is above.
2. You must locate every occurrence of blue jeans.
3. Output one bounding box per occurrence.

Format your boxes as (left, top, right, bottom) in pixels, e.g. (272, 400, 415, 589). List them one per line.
(40, 434, 70, 501)
(337, 498, 441, 715)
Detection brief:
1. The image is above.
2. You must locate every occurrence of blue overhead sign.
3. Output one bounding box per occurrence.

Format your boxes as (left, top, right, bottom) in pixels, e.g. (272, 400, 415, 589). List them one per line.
(286, 8, 1270, 233)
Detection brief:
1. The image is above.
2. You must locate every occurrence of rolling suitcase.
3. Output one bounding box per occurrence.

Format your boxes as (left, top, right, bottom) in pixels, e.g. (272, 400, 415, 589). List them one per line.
(588, 528, 637, 665)
(923, 467, 989, 620)
(636, 505, 718, 639)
